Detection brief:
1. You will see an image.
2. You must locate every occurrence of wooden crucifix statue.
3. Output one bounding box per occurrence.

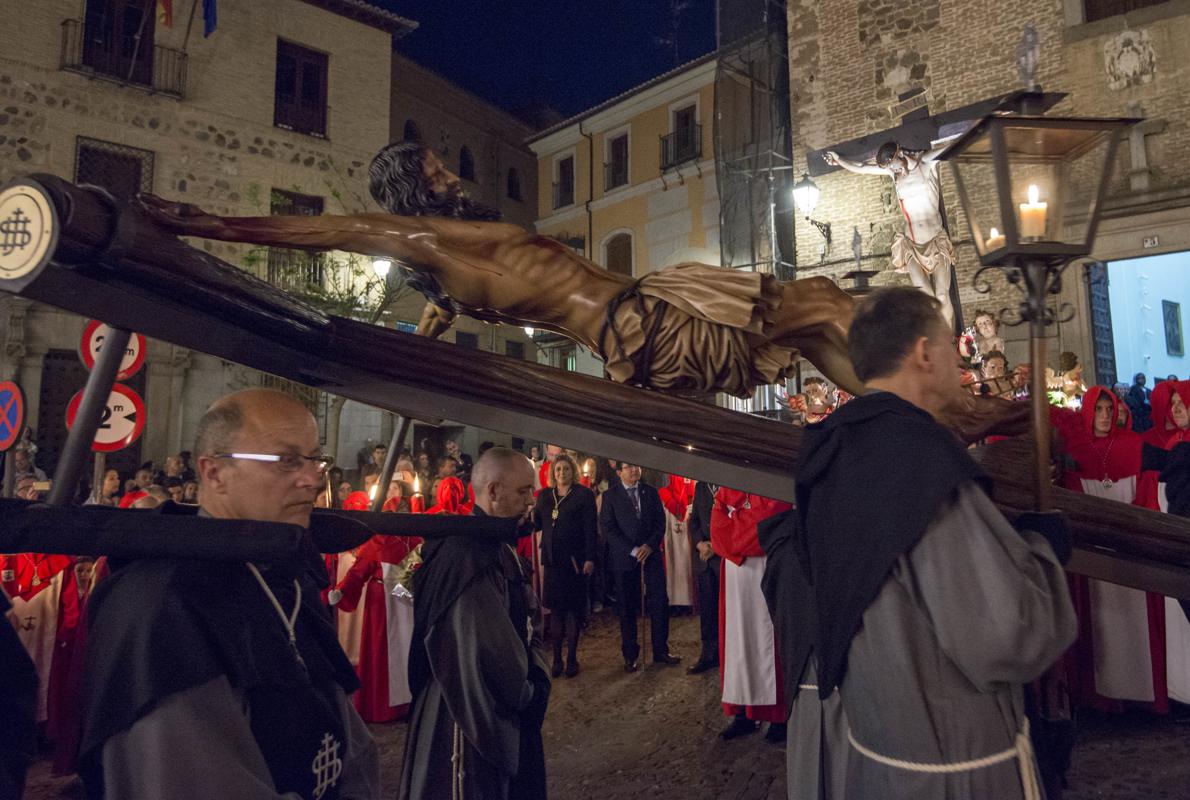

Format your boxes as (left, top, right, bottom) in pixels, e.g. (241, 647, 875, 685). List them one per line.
(138, 142, 864, 400)
(137, 142, 1025, 440)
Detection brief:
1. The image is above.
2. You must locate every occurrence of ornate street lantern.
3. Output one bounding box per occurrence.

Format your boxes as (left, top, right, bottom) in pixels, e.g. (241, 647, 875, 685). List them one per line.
(939, 113, 1137, 508)
(792, 172, 831, 249)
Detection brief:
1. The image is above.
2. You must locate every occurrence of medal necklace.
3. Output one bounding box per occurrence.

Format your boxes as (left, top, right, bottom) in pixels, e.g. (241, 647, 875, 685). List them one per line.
(1099, 437, 1115, 490)
(552, 487, 573, 521)
(246, 563, 306, 671)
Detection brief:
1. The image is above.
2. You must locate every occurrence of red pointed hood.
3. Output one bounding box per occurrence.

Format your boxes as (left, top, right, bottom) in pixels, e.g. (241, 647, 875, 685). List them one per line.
(427, 476, 466, 515)
(658, 474, 692, 517)
(1068, 386, 1141, 482)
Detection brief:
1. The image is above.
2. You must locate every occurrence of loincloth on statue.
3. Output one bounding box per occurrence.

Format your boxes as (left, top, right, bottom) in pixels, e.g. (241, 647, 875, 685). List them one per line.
(597, 262, 799, 399)
(890, 231, 955, 276)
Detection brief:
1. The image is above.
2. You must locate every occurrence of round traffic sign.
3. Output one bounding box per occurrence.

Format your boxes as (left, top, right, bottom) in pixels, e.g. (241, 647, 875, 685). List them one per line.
(0, 182, 57, 282)
(65, 383, 146, 453)
(79, 321, 146, 381)
(0, 380, 26, 452)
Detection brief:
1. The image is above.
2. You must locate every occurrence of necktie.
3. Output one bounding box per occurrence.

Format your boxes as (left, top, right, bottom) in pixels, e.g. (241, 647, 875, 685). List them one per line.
(628, 486, 641, 517)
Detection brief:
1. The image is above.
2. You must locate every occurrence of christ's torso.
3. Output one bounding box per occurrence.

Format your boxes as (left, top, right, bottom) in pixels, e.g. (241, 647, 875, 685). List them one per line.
(894, 159, 944, 243)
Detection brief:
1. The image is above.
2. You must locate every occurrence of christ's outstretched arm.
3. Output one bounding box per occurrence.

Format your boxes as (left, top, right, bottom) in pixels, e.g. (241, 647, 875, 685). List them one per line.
(823, 151, 887, 176)
(135, 194, 523, 270)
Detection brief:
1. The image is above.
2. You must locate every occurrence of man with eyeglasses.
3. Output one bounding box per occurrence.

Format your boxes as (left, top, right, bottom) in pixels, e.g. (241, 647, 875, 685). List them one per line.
(79, 389, 380, 799)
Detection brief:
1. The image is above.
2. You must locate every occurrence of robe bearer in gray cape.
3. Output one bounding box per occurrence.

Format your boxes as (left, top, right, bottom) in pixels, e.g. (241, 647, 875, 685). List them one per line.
(795, 289, 1077, 800)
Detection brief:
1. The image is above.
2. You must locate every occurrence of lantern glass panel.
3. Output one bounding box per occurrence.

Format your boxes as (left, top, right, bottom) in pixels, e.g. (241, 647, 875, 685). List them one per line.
(941, 116, 1131, 262)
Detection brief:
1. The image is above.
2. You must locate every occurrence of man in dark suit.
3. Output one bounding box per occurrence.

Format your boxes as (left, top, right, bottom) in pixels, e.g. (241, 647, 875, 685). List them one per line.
(685, 481, 721, 674)
(600, 462, 680, 672)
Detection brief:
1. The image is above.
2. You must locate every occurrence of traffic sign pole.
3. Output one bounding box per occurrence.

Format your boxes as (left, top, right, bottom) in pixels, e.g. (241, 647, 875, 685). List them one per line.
(48, 326, 131, 506)
(90, 451, 107, 504)
(0, 380, 26, 499)
(2, 447, 13, 499)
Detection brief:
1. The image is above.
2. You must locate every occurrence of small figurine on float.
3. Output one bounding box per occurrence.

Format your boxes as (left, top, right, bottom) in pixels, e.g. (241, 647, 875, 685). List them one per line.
(1047, 351, 1088, 409)
(787, 377, 850, 425)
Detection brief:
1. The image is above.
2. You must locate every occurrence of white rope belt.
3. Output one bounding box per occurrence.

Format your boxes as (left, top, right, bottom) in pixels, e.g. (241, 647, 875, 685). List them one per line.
(798, 684, 817, 691)
(848, 718, 1039, 800)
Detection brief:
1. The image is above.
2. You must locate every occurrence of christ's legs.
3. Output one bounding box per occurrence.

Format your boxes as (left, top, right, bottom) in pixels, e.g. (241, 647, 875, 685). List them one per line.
(768, 277, 865, 395)
(905, 261, 955, 329)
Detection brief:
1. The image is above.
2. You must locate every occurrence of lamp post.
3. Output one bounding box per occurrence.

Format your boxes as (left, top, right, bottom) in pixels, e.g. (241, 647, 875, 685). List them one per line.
(938, 113, 1137, 509)
(792, 172, 832, 251)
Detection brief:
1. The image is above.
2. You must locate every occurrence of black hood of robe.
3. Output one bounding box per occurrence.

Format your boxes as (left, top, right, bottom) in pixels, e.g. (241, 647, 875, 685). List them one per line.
(795, 391, 990, 697)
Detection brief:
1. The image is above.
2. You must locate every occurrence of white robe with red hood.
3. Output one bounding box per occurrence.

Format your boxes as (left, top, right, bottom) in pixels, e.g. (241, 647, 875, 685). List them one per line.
(711, 488, 791, 722)
(1136, 381, 1190, 703)
(1063, 386, 1167, 711)
(660, 475, 695, 607)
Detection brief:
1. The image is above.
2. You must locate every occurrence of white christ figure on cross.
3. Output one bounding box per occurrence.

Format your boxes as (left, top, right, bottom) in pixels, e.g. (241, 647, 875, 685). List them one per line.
(825, 141, 957, 327)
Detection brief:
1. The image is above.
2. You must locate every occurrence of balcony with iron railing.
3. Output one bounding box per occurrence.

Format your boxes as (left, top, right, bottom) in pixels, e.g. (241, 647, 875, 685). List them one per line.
(660, 124, 702, 171)
(60, 18, 187, 99)
(604, 160, 629, 192)
(552, 181, 575, 210)
(265, 248, 326, 294)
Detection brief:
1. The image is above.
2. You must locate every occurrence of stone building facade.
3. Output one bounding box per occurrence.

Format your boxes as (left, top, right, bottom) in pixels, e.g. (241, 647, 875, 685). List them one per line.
(786, 0, 1190, 384)
(0, 0, 537, 480)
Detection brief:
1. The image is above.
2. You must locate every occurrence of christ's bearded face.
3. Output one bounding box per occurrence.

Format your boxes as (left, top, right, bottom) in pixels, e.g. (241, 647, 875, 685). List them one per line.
(411, 149, 500, 221)
(421, 150, 459, 197)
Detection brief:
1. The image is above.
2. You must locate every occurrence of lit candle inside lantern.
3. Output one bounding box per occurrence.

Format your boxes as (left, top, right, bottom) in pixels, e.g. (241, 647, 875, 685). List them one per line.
(986, 227, 1005, 251)
(1018, 184, 1047, 239)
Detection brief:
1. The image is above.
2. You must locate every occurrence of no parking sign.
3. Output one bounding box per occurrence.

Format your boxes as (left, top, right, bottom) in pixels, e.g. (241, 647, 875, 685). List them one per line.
(0, 380, 25, 452)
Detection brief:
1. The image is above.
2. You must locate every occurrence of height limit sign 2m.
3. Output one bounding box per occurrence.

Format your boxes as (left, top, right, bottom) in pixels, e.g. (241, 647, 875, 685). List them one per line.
(65, 383, 146, 453)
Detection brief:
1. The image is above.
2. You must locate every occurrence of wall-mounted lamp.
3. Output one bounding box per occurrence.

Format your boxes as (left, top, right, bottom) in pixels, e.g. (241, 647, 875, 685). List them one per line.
(792, 173, 832, 250)
(372, 258, 392, 279)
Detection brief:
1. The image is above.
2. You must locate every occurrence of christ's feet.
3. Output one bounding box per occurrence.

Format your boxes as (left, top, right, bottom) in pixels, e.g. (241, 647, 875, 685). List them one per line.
(938, 393, 1031, 443)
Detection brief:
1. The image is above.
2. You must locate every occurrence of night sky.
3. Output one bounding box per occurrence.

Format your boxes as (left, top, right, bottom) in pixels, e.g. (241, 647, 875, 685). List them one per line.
(377, 0, 717, 123)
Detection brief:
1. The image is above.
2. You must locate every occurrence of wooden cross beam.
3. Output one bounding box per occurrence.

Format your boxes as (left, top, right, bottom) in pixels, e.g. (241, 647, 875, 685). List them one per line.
(2, 173, 1190, 597)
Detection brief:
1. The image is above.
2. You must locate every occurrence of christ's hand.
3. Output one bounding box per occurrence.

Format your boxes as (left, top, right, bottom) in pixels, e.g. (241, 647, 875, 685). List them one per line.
(823, 151, 840, 166)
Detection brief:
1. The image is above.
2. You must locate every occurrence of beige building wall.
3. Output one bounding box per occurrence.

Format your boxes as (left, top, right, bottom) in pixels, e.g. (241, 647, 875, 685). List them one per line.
(0, 0, 407, 469)
(786, 0, 1190, 383)
(529, 56, 719, 278)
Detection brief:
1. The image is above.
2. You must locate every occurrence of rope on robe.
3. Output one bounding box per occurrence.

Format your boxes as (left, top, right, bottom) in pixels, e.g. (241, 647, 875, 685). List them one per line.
(846, 717, 1040, 800)
(451, 722, 466, 800)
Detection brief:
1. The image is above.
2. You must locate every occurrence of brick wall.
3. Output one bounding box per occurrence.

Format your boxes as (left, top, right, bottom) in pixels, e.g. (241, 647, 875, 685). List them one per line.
(0, 0, 399, 465)
(787, 0, 1190, 375)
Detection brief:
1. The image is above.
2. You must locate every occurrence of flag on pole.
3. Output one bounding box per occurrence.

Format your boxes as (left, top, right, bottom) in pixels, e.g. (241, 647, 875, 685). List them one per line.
(203, 0, 217, 37)
(157, 0, 173, 27)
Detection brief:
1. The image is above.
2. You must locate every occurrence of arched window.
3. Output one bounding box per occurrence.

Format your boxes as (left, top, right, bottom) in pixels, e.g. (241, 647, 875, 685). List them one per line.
(458, 146, 476, 182)
(402, 119, 421, 143)
(603, 232, 633, 276)
(506, 167, 522, 201)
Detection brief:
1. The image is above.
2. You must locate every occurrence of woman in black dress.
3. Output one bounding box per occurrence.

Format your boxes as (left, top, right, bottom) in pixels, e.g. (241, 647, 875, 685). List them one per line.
(532, 454, 598, 677)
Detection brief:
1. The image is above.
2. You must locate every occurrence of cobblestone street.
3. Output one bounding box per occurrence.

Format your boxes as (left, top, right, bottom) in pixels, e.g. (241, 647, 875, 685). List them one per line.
(24, 612, 1190, 799)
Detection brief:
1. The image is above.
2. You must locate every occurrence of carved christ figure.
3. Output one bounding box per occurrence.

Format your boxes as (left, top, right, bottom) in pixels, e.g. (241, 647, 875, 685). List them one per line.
(824, 141, 957, 328)
(136, 143, 1025, 441)
(138, 142, 866, 400)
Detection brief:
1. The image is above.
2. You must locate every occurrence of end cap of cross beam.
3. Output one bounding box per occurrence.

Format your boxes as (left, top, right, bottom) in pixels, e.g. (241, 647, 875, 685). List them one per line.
(0, 174, 125, 291)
